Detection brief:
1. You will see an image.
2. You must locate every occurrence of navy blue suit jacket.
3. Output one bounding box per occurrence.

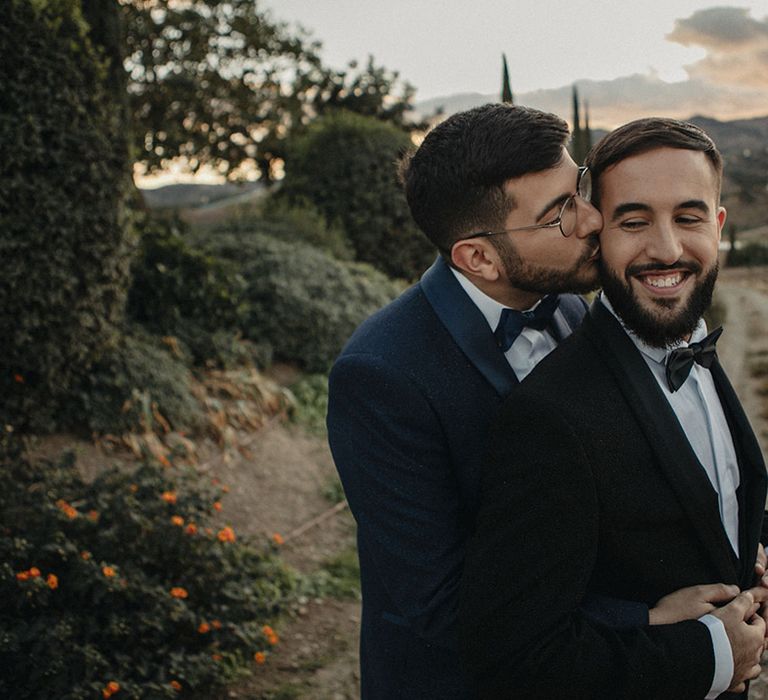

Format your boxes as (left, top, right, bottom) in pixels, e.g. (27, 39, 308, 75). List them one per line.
(327, 258, 645, 699)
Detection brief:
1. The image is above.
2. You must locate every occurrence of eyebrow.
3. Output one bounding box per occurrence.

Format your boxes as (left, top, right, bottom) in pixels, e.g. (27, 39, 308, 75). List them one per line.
(535, 193, 569, 222)
(610, 199, 711, 222)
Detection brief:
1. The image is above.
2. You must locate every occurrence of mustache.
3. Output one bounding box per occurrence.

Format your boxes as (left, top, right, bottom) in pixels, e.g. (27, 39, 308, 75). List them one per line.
(625, 260, 703, 276)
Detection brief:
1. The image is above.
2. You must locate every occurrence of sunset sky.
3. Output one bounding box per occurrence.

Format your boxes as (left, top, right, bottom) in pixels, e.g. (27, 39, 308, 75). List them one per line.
(265, 0, 768, 126)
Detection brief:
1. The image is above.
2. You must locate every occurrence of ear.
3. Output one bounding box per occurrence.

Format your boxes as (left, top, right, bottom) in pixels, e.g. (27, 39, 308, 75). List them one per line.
(716, 206, 727, 242)
(451, 239, 502, 282)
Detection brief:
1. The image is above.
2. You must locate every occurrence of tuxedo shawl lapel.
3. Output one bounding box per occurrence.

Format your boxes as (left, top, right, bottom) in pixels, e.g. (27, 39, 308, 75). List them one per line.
(420, 257, 518, 398)
(584, 302, 739, 582)
(710, 360, 767, 584)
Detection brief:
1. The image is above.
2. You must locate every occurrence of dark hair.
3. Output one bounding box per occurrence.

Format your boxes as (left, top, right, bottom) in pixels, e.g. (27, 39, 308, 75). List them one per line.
(585, 117, 723, 205)
(399, 104, 569, 253)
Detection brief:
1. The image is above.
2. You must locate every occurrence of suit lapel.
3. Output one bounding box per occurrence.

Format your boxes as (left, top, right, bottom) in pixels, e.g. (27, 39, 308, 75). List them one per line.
(710, 360, 768, 585)
(584, 302, 739, 582)
(420, 257, 518, 398)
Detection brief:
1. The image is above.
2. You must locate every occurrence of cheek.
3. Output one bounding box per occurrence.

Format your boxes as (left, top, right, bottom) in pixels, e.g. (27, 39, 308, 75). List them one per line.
(599, 236, 639, 271)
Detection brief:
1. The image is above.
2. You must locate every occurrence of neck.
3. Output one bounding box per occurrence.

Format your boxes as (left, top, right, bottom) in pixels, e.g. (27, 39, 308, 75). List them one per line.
(462, 271, 543, 310)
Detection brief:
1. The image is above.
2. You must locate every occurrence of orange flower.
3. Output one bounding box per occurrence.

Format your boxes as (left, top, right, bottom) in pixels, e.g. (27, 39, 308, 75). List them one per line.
(213, 501, 222, 512)
(212, 653, 222, 662)
(56, 499, 78, 519)
(81, 551, 91, 560)
(272, 532, 284, 546)
(267, 633, 279, 645)
(16, 571, 30, 581)
(161, 491, 177, 504)
(254, 651, 266, 665)
(170, 680, 182, 691)
(198, 621, 211, 634)
(211, 477, 220, 485)
(29, 567, 41, 578)
(107, 681, 120, 693)
(13, 373, 24, 384)
(158, 454, 171, 468)
(88, 510, 99, 522)
(211, 619, 222, 630)
(217, 526, 236, 543)
(205, 527, 213, 536)
(129, 483, 138, 493)
(102, 566, 116, 578)
(47, 573, 58, 590)
(171, 515, 184, 526)
(221, 485, 230, 494)
(262, 625, 274, 637)
(170, 587, 188, 599)
(185, 523, 198, 535)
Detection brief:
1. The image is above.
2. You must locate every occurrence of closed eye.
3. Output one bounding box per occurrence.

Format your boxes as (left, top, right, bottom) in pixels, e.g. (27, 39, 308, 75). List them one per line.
(619, 218, 650, 231)
(676, 215, 704, 225)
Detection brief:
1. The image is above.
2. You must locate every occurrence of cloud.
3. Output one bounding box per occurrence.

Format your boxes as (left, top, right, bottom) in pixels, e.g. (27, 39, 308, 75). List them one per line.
(668, 7, 768, 88)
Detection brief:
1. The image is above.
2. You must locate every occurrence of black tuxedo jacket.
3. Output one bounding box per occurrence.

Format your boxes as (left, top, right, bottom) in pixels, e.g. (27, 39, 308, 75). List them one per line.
(327, 258, 624, 699)
(460, 300, 767, 699)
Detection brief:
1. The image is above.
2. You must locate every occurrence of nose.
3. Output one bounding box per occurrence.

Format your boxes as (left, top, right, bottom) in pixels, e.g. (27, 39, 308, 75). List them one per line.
(645, 223, 683, 265)
(573, 198, 603, 239)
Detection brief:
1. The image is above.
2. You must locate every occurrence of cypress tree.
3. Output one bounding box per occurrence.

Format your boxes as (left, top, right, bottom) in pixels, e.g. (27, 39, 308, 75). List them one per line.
(501, 54, 514, 104)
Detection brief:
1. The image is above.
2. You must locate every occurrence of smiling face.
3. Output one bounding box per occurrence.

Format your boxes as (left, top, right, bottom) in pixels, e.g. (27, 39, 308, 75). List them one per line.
(597, 147, 726, 347)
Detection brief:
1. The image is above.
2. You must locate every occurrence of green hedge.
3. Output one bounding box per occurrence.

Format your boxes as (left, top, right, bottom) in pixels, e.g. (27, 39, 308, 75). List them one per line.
(0, 433, 296, 698)
(196, 231, 402, 372)
(0, 0, 133, 431)
(727, 242, 768, 267)
(280, 110, 434, 281)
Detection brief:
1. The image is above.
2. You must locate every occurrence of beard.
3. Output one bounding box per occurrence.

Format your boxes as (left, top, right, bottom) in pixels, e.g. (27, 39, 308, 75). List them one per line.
(599, 259, 718, 348)
(494, 236, 600, 296)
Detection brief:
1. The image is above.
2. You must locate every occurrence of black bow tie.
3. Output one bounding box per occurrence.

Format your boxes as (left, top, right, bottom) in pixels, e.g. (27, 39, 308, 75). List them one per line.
(665, 326, 723, 393)
(494, 295, 561, 352)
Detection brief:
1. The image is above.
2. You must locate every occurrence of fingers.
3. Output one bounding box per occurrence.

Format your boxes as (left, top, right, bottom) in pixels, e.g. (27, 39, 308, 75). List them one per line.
(746, 586, 768, 605)
(698, 583, 740, 603)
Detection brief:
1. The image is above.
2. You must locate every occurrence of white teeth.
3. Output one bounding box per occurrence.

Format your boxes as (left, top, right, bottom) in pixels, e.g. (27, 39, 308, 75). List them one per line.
(645, 273, 682, 288)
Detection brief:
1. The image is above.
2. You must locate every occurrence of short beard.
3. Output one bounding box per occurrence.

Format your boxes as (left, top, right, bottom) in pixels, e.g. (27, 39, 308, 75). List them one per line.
(599, 260, 718, 347)
(494, 236, 600, 296)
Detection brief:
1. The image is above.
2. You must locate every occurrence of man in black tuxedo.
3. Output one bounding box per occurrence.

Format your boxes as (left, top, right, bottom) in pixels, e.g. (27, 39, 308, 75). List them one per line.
(459, 118, 768, 699)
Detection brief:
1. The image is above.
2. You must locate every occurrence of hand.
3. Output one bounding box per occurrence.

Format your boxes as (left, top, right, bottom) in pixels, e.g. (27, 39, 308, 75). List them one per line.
(710, 588, 768, 693)
(755, 544, 768, 583)
(649, 583, 739, 625)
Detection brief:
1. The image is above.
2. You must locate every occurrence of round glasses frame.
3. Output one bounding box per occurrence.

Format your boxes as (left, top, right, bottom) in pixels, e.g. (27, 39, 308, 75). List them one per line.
(457, 166, 592, 243)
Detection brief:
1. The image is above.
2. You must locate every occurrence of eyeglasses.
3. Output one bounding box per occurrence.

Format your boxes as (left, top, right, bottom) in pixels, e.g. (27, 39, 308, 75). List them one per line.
(458, 166, 592, 243)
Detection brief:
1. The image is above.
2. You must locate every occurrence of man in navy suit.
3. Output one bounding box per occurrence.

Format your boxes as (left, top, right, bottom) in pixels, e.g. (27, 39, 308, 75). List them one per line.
(460, 118, 768, 698)
(326, 105, 762, 699)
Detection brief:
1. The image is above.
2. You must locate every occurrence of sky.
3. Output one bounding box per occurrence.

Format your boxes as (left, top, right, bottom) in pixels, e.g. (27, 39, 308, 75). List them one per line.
(264, 0, 768, 126)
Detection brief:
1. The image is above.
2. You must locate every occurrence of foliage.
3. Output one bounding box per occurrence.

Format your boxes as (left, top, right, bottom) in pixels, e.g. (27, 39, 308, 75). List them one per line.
(288, 374, 329, 435)
(198, 231, 402, 372)
(280, 110, 435, 280)
(122, 1, 419, 181)
(0, 0, 133, 432)
(307, 548, 361, 601)
(225, 196, 352, 260)
(0, 432, 297, 698)
(726, 242, 768, 267)
(126, 217, 252, 367)
(69, 329, 204, 436)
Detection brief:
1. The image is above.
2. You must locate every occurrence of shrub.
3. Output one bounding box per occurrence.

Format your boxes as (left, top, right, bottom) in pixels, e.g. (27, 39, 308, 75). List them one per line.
(126, 218, 251, 367)
(199, 232, 402, 372)
(0, 432, 297, 698)
(288, 374, 330, 435)
(0, 0, 133, 431)
(280, 110, 435, 280)
(68, 329, 203, 436)
(223, 197, 352, 261)
(727, 242, 768, 267)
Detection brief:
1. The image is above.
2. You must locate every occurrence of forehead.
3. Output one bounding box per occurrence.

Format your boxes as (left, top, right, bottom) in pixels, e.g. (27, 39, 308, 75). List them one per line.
(599, 148, 719, 207)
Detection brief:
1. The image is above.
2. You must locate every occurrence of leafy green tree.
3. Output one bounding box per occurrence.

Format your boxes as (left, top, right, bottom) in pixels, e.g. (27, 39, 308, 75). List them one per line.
(280, 111, 435, 280)
(122, 1, 418, 181)
(0, 0, 133, 431)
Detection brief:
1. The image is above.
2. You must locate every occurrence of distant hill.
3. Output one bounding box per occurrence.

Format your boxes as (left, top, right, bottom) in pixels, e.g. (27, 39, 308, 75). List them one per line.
(140, 182, 266, 210)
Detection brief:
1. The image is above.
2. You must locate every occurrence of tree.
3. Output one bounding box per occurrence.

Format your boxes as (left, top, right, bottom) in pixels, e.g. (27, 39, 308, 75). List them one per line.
(121, 1, 418, 181)
(280, 111, 435, 280)
(501, 53, 514, 104)
(0, 0, 133, 430)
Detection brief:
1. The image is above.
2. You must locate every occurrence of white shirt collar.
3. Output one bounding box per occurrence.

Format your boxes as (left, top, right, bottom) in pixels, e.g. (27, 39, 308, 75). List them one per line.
(598, 293, 708, 366)
(449, 267, 550, 332)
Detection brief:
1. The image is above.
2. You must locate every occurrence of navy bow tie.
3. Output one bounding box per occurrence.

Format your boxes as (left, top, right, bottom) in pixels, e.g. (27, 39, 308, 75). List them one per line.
(494, 294, 561, 352)
(665, 326, 723, 393)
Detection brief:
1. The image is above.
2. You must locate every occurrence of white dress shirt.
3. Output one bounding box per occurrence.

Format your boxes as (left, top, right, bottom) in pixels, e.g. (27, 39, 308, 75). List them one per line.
(601, 294, 738, 699)
(450, 269, 565, 379)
